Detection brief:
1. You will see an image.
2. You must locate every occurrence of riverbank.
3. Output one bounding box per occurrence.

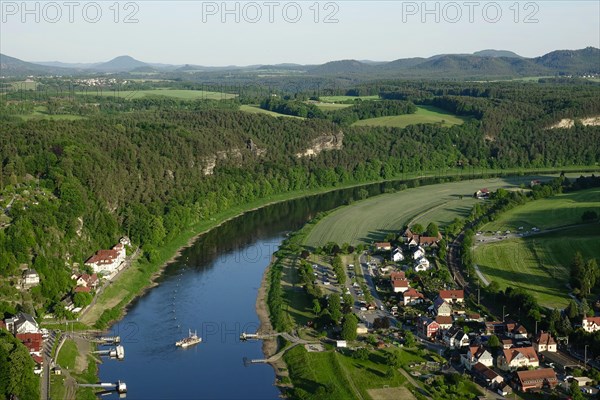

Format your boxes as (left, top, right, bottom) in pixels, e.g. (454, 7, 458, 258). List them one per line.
(82, 164, 600, 328)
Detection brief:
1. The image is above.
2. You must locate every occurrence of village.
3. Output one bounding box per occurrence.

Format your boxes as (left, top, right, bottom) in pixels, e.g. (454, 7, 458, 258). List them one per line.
(0, 236, 134, 392)
(307, 225, 600, 398)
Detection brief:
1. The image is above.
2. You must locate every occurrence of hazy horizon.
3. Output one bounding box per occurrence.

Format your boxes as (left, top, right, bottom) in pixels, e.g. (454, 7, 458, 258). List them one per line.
(1, 1, 599, 66)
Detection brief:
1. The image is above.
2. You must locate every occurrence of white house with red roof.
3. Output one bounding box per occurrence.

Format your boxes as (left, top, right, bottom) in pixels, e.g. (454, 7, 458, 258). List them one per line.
(497, 347, 539, 371)
(439, 290, 464, 303)
(85, 243, 126, 274)
(582, 316, 600, 332)
(403, 288, 424, 305)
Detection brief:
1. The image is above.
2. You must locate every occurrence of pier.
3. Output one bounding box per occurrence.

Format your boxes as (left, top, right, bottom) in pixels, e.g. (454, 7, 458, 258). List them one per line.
(79, 380, 127, 394)
(98, 336, 121, 344)
(93, 345, 125, 359)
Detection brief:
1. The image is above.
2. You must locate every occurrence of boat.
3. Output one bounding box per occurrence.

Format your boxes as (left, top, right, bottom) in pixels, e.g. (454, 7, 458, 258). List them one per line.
(175, 329, 202, 348)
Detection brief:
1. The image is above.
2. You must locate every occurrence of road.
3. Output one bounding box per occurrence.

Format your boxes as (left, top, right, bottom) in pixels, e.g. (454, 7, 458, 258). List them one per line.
(41, 330, 57, 400)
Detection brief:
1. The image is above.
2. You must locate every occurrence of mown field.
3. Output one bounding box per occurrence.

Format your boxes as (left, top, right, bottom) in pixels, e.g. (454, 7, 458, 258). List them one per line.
(319, 95, 380, 102)
(77, 88, 237, 100)
(303, 175, 563, 248)
(483, 188, 600, 231)
(284, 345, 424, 400)
(312, 102, 353, 111)
(352, 105, 469, 128)
(18, 106, 85, 121)
(475, 224, 600, 308)
(238, 104, 304, 118)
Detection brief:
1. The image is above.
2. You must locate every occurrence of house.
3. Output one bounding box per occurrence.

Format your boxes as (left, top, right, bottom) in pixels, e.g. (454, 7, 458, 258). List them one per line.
(533, 331, 557, 353)
(5, 312, 39, 334)
(391, 248, 404, 262)
(472, 362, 504, 387)
(582, 317, 600, 333)
(119, 236, 131, 246)
(443, 326, 469, 349)
(414, 257, 430, 272)
(439, 289, 464, 303)
(433, 297, 452, 316)
(476, 188, 490, 199)
(418, 316, 439, 338)
(505, 322, 528, 339)
(497, 347, 539, 371)
(435, 315, 453, 330)
(484, 321, 505, 335)
(85, 243, 126, 274)
(16, 333, 43, 356)
(73, 273, 98, 289)
(356, 323, 368, 335)
(374, 242, 392, 251)
(465, 313, 483, 322)
(336, 340, 347, 348)
(530, 180, 542, 187)
(497, 383, 512, 396)
(403, 288, 424, 306)
(22, 269, 40, 288)
(73, 286, 91, 293)
(403, 228, 442, 248)
(412, 246, 425, 260)
(516, 368, 557, 392)
(390, 272, 409, 293)
(463, 345, 494, 370)
(501, 339, 514, 349)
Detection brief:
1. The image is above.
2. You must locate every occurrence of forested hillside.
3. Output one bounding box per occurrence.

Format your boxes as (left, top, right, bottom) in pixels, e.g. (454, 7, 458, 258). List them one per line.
(0, 80, 599, 318)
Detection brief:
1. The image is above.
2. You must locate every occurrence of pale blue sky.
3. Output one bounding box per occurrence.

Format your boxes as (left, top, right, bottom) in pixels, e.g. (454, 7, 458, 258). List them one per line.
(1, 1, 598, 65)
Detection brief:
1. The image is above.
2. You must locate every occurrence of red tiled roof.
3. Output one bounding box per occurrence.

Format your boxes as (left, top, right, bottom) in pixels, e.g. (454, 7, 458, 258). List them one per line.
(584, 317, 600, 325)
(16, 333, 43, 353)
(74, 286, 91, 293)
(32, 354, 43, 365)
(439, 290, 464, 300)
(435, 315, 453, 325)
(534, 331, 556, 346)
(85, 249, 119, 265)
(392, 279, 409, 288)
(517, 368, 557, 385)
(390, 271, 406, 280)
(374, 242, 391, 248)
(403, 288, 424, 299)
(502, 347, 538, 364)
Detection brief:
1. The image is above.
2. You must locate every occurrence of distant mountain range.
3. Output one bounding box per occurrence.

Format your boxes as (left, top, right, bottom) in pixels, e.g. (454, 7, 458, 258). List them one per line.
(1, 48, 599, 78)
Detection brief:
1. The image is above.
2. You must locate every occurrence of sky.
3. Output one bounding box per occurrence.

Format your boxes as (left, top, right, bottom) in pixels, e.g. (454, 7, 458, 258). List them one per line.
(1, 1, 599, 65)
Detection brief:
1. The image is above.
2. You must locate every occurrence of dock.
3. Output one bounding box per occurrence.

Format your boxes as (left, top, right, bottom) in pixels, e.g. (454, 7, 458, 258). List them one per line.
(93, 345, 125, 360)
(79, 380, 127, 394)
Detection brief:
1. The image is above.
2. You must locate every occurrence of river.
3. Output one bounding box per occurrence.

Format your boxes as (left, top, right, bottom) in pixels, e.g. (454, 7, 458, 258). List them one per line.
(97, 180, 415, 399)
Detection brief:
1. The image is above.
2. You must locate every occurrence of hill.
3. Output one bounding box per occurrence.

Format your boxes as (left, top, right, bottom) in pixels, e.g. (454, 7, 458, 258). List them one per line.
(0, 53, 70, 76)
(92, 55, 150, 72)
(473, 49, 522, 58)
(308, 59, 372, 75)
(534, 46, 600, 75)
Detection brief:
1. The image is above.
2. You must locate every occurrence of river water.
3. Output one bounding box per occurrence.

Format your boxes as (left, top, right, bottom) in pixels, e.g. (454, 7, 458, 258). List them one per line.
(97, 180, 411, 399)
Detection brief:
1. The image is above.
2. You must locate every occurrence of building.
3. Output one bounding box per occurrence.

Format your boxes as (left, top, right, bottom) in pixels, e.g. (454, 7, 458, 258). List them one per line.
(85, 243, 126, 274)
(5, 312, 39, 334)
(412, 246, 425, 260)
(516, 368, 558, 392)
(403, 228, 442, 248)
(414, 257, 430, 272)
(22, 269, 40, 288)
(419, 316, 439, 338)
(505, 322, 528, 339)
(356, 323, 368, 335)
(433, 297, 452, 316)
(390, 272, 409, 293)
(439, 289, 464, 303)
(533, 331, 557, 353)
(472, 362, 504, 387)
(391, 248, 404, 262)
(443, 326, 469, 349)
(476, 188, 490, 199)
(403, 288, 424, 306)
(463, 345, 494, 370)
(435, 315, 453, 330)
(374, 242, 392, 251)
(16, 333, 43, 356)
(497, 347, 539, 371)
(582, 317, 600, 333)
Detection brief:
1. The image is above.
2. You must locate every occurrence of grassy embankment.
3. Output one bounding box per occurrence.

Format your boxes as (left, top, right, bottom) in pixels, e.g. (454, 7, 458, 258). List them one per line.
(352, 105, 469, 128)
(474, 188, 600, 308)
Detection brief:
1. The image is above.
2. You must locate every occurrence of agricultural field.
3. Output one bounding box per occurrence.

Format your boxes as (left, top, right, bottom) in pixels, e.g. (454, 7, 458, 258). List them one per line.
(9, 80, 39, 90)
(475, 224, 600, 308)
(18, 106, 84, 121)
(352, 106, 468, 128)
(483, 188, 600, 231)
(76, 88, 237, 100)
(239, 104, 304, 119)
(303, 175, 562, 248)
(312, 102, 353, 111)
(319, 95, 380, 102)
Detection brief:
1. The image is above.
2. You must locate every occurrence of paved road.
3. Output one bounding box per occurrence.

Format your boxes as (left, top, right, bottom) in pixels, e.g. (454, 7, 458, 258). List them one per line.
(40, 330, 55, 400)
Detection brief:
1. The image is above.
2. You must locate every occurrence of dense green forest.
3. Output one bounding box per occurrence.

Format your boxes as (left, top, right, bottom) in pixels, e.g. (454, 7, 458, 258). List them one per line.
(0, 80, 599, 318)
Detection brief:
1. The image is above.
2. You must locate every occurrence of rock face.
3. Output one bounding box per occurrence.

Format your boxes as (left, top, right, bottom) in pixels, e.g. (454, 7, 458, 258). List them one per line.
(548, 116, 600, 129)
(296, 131, 344, 158)
(202, 143, 266, 176)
